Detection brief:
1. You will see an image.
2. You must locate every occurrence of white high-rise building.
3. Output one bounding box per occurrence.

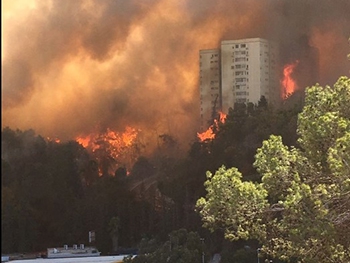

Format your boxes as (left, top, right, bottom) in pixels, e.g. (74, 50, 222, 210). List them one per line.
(199, 38, 280, 131)
(199, 49, 221, 132)
(221, 38, 279, 113)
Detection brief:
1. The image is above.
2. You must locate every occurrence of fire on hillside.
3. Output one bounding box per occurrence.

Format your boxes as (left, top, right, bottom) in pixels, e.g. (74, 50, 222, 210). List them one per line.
(76, 127, 140, 176)
(197, 112, 227, 142)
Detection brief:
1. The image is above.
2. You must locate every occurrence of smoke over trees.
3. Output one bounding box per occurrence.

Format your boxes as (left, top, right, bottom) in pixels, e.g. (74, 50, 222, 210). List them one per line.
(1, 1, 349, 258)
(2, 0, 350, 150)
(1, 93, 302, 255)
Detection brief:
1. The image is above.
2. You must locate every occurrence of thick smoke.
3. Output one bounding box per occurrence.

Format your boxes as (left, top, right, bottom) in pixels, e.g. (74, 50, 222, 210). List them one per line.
(2, 0, 350, 148)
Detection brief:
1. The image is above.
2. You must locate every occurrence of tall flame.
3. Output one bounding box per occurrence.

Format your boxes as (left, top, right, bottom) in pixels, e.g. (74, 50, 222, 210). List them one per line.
(197, 112, 227, 142)
(281, 61, 299, 99)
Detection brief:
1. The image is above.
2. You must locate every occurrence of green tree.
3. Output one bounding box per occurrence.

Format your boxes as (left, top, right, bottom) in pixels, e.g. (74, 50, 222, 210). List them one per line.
(197, 77, 350, 263)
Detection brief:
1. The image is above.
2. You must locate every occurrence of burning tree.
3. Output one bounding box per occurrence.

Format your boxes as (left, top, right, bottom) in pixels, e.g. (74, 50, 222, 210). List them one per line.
(197, 112, 227, 142)
(76, 126, 141, 176)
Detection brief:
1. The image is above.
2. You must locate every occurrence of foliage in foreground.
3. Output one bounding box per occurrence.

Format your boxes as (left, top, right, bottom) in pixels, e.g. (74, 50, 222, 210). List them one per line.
(123, 229, 203, 263)
(197, 76, 350, 263)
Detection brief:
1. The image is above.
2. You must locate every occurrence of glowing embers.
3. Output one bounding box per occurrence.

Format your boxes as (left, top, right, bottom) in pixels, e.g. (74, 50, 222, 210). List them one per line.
(76, 126, 139, 176)
(197, 112, 227, 142)
(281, 60, 299, 99)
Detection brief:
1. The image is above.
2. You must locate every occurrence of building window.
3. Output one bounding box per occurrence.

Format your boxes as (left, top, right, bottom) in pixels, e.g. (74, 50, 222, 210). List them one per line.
(235, 57, 246, 62)
(235, 71, 245, 76)
(235, 51, 246, 55)
(235, 78, 246, 83)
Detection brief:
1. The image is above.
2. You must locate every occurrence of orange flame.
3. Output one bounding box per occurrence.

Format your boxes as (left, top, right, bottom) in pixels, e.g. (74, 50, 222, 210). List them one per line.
(218, 112, 227, 123)
(76, 126, 139, 176)
(76, 127, 138, 152)
(281, 61, 299, 99)
(197, 112, 227, 142)
(197, 128, 215, 141)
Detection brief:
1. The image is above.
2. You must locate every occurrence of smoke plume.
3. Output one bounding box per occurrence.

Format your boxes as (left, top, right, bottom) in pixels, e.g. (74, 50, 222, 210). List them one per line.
(2, 0, 350, 149)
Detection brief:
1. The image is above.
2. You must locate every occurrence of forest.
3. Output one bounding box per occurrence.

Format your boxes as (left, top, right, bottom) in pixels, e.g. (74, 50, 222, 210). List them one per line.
(12, 74, 349, 263)
(1, 92, 301, 257)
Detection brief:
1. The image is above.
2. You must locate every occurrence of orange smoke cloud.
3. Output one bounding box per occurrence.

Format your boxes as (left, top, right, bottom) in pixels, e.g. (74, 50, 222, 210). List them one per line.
(310, 23, 350, 85)
(2, 0, 350, 153)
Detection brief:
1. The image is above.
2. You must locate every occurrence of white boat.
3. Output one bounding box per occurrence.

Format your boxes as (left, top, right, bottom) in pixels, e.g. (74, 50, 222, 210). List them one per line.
(47, 244, 101, 258)
(1, 256, 10, 262)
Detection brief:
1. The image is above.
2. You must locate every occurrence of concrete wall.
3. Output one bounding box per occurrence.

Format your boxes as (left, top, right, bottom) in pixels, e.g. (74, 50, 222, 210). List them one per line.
(199, 49, 220, 131)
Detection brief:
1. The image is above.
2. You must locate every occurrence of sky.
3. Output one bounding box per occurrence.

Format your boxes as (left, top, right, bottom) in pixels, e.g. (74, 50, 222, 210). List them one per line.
(2, 0, 350, 150)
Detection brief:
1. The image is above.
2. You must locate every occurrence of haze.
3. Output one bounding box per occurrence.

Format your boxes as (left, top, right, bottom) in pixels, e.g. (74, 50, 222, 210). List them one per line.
(2, 0, 350, 149)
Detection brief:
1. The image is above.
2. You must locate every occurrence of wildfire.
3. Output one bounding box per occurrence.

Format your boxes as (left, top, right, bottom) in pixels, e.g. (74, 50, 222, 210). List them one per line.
(281, 61, 299, 99)
(197, 112, 227, 142)
(197, 128, 215, 141)
(76, 126, 139, 176)
(77, 127, 138, 151)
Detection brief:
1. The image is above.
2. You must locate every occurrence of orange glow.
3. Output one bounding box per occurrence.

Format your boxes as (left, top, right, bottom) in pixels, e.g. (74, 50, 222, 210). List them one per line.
(197, 127, 215, 141)
(219, 112, 227, 123)
(46, 137, 61, 143)
(197, 112, 227, 142)
(76, 126, 139, 176)
(281, 61, 299, 99)
(77, 127, 138, 152)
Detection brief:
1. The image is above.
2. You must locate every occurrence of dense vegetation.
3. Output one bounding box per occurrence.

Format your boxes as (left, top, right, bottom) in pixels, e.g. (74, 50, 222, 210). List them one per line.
(2, 82, 302, 259)
(197, 77, 350, 263)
